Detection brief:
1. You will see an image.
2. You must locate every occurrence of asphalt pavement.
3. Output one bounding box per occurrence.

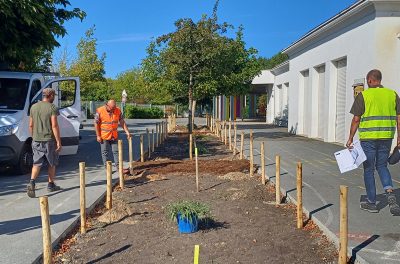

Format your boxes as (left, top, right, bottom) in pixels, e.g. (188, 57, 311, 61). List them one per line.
(0, 119, 162, 264)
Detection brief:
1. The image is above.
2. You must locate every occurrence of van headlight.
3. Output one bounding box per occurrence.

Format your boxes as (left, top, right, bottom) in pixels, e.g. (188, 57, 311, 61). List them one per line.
(0, 124, 19, 136)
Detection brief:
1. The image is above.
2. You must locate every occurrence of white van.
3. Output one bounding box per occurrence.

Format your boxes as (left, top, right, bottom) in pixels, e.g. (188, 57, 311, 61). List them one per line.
(0, 71, 81, 174)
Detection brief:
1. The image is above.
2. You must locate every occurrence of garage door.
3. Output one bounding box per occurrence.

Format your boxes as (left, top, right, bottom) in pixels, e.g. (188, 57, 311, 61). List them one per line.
(303, 70, 311, 136)
(335, 59, 347, 144)
(317, 66, 326, 139)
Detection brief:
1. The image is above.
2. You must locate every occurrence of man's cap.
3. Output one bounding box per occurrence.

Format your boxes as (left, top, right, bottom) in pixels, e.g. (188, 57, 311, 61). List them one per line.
(42, 88, 56, 97)
(388, 146, 400, 165)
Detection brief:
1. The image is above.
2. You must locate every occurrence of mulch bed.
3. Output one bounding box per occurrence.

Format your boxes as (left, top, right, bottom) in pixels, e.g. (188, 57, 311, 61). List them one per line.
(53, 131, 337, 264)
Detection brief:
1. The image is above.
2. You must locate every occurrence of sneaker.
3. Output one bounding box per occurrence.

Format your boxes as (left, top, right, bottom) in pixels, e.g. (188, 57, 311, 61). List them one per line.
(27, 181, 35, 198)
(387, 193, 400, 216)
(360, 201, 379, 213)
(47, 182, 61, 192)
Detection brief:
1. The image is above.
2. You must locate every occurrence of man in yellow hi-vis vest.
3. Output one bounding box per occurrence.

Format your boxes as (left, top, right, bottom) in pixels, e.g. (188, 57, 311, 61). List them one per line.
(347, 69, 400, 215)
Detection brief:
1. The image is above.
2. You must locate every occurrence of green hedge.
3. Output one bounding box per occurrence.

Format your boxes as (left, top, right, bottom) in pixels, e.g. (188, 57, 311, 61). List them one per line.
(124, 105, 164, 119)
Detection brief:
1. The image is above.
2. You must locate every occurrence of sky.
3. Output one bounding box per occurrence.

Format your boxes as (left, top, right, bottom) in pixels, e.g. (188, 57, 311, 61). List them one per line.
(54, 0, 357, 78)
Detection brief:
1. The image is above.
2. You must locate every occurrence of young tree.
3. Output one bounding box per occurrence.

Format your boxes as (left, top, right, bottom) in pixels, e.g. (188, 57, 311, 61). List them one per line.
(143, 1, 262, 132)
(0, 0, 85, 70)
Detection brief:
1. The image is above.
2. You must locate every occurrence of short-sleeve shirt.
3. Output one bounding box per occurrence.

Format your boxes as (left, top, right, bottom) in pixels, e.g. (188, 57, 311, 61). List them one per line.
(30, 101, 59, 141)
(350, 88, 400, 116)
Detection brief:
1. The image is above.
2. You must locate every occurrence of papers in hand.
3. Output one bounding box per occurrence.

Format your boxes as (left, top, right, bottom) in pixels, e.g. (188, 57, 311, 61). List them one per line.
(334, 140, 367, 173)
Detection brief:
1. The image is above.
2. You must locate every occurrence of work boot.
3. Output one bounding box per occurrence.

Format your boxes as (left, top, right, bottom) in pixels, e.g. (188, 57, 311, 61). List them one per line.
(27, 180, 35, 198)
(387, 192, 400, 216)
(360, 201, 379, 213)
(47, 182, 61, 192)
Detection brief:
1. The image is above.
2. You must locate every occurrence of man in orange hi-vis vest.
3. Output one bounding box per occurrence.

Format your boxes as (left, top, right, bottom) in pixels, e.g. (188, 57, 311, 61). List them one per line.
(95, 99, 131, 170)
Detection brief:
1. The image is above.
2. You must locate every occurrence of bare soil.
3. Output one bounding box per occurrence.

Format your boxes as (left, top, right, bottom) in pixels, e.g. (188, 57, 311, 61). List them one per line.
(54, 132, 337, 264)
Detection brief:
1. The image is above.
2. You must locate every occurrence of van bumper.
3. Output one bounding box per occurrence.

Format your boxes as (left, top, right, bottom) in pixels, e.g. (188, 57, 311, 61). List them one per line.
(0, 135, 24, 166)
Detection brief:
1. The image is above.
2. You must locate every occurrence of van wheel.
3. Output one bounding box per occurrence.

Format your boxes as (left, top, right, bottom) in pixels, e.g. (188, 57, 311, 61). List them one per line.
(15, 144, 33, 175)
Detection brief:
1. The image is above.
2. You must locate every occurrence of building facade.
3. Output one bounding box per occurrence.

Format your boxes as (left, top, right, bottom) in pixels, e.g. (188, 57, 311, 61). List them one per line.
(213, 0, 400, 144)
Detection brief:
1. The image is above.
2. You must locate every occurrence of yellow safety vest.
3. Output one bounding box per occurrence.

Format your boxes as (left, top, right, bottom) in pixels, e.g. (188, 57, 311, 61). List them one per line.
(359, 87, 397, 140)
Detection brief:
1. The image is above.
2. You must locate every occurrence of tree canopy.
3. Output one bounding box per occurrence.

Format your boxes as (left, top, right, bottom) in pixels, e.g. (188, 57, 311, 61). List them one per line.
(0, 0, 85, 70)
(142, 1, 263, 130)
(258, 52, 288, 70)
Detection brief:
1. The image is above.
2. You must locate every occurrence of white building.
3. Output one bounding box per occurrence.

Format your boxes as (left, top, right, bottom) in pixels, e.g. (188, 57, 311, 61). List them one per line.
(262, 0, 400, 144)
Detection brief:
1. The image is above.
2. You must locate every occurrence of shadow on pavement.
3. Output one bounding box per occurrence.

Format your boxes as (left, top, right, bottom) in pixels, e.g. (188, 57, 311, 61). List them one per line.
(0, 209, 79, 235)
(349, 235, 380, 264)
(359, 188, 400, 211)
(304, 203, 333, 225)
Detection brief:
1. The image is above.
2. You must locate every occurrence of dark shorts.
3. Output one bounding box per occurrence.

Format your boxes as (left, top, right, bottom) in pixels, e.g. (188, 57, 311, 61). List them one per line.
(32, 140, 59, 167)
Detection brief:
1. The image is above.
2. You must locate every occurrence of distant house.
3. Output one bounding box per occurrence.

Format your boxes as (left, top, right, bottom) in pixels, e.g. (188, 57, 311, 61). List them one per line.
(213, 0, 400, 144)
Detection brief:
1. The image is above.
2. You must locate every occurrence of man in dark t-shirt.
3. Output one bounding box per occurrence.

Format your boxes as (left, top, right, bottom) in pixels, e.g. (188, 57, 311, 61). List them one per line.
(27, 88, 62, 198)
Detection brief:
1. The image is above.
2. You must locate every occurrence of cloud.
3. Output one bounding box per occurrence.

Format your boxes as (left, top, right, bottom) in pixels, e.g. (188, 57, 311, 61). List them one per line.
(98, 34, 153, 44)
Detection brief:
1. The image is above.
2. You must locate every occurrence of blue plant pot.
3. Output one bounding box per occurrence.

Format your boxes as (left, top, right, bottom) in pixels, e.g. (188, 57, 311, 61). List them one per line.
(177, 213, 199, 233)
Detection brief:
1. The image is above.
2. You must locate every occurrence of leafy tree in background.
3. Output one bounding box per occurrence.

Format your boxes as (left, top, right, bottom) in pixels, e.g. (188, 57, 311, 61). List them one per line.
(258, 52, 288, 70)
(142, 0, 262, 132)
(56, 26, 107, 100)
(0, 0, 85, 70)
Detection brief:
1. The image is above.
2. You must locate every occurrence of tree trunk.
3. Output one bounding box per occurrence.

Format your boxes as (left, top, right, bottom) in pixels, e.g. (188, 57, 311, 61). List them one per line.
(188, 71, 193, 133)
(192, 100, 197, 130)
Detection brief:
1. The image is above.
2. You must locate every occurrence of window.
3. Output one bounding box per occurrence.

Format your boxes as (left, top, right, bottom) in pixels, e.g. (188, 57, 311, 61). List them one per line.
(0, 78, 29, 110)
(30, 80, 42, 102)
(46, 80, 76, 109)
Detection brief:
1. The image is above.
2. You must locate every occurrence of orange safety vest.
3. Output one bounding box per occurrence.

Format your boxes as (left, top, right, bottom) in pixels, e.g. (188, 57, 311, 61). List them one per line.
(97, 105, 121, 140)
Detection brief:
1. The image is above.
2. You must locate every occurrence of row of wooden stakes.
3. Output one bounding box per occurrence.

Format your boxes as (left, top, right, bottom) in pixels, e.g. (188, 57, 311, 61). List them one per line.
(38, 121, 169, 264)
(206, 118, 349, 264)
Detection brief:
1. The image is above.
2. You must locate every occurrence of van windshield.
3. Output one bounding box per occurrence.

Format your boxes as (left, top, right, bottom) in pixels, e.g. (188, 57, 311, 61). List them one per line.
(0, 78, 29, 110)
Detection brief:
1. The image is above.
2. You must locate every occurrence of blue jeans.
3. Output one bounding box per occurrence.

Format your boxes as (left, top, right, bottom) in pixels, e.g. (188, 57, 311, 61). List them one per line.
(361, 140, 394, 204)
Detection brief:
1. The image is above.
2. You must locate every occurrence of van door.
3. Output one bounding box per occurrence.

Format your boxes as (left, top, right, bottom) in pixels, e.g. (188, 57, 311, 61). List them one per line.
(39, 77, 81, 155)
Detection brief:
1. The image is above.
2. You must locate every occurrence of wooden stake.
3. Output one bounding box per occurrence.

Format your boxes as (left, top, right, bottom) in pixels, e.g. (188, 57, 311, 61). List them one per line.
(297, 162, 303, 229)
(189, 133, 193, 160)
(118, 139, 124, 189)
(261, 142, 266, 185)
(128, 136, 133, 175)
(39, 196, 51, 264)
(147, 128, 151, 158)
(228, 121, 232, 150)
(276, 155, 281, 205)
(140, 134, 144, 162)
(250, 130, 254, 177)
(339, 185, 349, 264)
(240, 132, 244, 160)
(106, 161, 112, 210)
(152, 128, 155, 152)
(195, 147, 199, 192)
(233, 122, 237, 154)
(79, 162, 86, 234)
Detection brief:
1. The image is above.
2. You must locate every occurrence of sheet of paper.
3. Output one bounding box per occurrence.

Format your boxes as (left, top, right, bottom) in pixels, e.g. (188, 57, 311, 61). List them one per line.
(334, 140, 366, 173)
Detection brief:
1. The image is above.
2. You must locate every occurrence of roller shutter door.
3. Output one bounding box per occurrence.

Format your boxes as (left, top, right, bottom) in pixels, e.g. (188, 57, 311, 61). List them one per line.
(303, 71, 311, 136)
(318, 66, 326, 139)
(335, 59, 347, 144)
